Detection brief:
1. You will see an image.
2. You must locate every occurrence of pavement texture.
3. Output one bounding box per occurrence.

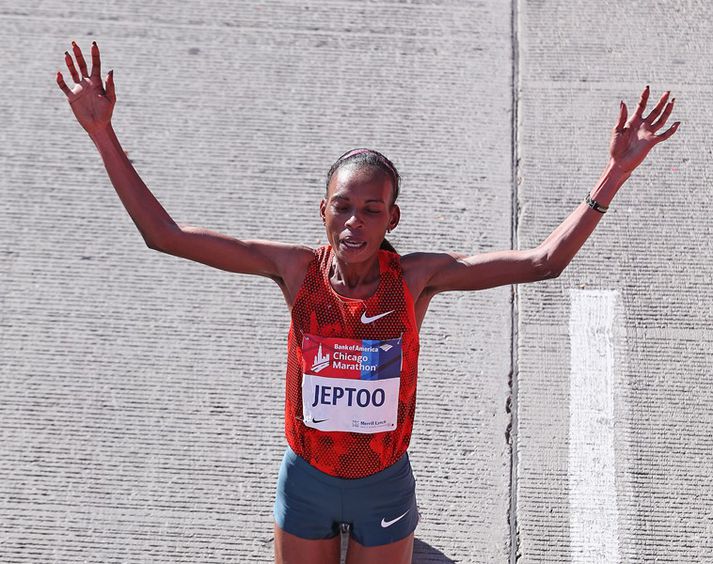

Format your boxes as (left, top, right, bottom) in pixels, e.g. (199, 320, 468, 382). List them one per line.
(0, 1, 709, 563)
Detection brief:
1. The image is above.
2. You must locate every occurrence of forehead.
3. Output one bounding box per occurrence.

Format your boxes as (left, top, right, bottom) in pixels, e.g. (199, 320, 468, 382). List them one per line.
(328, 165, 391, 201)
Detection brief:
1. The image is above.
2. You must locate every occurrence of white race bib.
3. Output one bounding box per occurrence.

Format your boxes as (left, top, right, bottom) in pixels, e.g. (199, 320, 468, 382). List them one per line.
(301, 333, 402, 434)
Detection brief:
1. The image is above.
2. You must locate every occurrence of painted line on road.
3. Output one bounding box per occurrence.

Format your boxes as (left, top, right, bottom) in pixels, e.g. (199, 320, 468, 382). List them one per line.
(568, 289, 621, 564)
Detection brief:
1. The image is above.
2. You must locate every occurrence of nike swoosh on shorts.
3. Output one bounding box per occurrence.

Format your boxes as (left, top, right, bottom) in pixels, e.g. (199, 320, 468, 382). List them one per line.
(381, 509, 409, 528)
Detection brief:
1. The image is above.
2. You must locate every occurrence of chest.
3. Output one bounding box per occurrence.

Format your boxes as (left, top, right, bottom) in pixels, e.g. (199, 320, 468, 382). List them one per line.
(279, 251, 433, 331)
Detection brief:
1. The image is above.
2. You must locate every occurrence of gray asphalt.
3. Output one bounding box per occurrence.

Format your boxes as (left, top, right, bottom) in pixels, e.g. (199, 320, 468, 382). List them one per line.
(1, 1, 710, 562)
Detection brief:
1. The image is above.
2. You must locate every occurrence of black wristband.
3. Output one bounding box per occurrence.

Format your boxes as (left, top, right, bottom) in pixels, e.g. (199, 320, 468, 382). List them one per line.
(585, 193, 608, 213)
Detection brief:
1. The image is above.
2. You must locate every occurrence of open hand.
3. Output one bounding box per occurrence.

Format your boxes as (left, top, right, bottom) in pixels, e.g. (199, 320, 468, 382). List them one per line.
(609, 85, 680, 174)
(56, 41, 115, 135)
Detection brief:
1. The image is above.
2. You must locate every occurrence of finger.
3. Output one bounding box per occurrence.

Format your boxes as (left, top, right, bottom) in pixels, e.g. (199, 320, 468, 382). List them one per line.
(615, 100, 627, 131)
(90, 41, 101, 79)
(651, 98, 675, 132)
(632, 84, 650, 122)
(64, 51, 81, 83)
(654, 121, 681, 143)
(105, 70, 116, 104)
(72, 40, 90, 78)
(56, 71, 73, 98)
(644, 90, 670, 123)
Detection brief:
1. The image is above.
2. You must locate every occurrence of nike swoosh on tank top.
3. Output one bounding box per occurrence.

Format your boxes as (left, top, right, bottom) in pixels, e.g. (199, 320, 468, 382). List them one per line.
(284, 245, 420, 479)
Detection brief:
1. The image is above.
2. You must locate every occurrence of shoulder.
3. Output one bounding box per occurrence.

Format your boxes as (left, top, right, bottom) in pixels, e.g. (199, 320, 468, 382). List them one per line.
(397, 250, 468, 299)
(274, 244, 322, 311)
(249, 241, 317, 282)
(284, 244, 320, 279)
(399, 251, 468, 279)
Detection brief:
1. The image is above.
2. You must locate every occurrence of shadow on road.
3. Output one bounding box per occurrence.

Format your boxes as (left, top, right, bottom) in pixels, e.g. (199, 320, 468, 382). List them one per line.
(413, 537, 458, 563)
(338, 534, 457, 563)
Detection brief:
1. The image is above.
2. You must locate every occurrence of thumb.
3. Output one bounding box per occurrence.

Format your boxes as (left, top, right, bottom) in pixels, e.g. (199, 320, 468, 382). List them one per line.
(105, 70, 116, 104)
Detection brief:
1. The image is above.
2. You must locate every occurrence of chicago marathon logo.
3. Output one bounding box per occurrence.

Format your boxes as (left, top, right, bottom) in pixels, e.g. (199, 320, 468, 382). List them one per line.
(310, 343, 330, 373)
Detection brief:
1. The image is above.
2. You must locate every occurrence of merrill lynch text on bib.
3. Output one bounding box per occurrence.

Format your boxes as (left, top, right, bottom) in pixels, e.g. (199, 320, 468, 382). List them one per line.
(301, 333, 402, 433)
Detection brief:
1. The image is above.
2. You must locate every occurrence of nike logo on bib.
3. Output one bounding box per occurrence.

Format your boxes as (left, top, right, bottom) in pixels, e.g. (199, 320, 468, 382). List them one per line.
(381, 509, 409, 528)
(361, 310, 394, 324)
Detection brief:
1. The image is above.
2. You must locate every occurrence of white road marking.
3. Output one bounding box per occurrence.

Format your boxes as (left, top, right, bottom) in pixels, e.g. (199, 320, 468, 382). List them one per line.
(568, 289, 621, 564)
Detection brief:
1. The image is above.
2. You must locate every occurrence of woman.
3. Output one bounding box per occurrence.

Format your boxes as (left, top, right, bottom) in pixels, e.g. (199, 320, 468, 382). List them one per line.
(57, 41, 679, 564)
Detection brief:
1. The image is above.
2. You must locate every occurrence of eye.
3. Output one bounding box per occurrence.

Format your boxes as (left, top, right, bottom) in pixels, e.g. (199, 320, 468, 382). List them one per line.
(333, 205, 349, 213)
(366, 208, 381, 214)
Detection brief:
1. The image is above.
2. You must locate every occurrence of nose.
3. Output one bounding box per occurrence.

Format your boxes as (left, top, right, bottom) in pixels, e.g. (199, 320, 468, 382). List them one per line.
(344, 211, 363, 228)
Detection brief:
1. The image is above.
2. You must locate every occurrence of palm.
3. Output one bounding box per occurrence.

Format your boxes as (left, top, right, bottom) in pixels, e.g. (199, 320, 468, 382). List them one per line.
(609, 86, 680, 174)
(57, 41, 116, 135)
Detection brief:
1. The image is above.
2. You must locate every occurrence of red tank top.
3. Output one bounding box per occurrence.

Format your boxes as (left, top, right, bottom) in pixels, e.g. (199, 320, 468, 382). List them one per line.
(284, 244, 420, 478)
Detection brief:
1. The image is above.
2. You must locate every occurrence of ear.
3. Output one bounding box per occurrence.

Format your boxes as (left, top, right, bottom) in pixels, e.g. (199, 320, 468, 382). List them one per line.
(388, 203, 400, 230)
(320, 199, 326, 223)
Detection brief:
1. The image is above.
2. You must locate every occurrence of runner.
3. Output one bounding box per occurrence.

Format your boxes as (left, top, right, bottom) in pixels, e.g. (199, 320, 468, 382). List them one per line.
(57, 41, 679, 564)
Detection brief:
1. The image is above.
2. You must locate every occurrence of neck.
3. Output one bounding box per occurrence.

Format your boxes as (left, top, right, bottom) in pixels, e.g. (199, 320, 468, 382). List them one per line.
(329, 248, 380, 291)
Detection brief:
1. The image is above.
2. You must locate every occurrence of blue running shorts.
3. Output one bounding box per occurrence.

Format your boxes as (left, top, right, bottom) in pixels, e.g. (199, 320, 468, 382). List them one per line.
(273, 444, 420, 547)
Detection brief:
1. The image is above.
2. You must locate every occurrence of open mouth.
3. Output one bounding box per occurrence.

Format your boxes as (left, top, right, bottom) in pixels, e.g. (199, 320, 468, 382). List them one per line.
(341, 238, 366, 250)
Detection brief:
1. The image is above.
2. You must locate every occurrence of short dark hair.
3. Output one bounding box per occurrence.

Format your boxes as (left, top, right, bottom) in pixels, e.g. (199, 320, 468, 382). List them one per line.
(325, 148, 400, 205)
(325, 148, 400, 253)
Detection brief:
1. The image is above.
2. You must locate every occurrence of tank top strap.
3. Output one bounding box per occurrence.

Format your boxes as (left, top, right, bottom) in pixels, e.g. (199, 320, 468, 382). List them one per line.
(379, 248, 403, 277)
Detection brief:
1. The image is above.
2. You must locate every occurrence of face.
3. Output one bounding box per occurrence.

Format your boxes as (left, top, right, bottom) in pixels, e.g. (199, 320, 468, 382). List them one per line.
(320, 165, 400, 262)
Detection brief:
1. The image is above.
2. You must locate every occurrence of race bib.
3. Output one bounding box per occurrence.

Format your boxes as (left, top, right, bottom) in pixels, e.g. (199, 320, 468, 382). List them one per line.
(301, 333, 402, 434)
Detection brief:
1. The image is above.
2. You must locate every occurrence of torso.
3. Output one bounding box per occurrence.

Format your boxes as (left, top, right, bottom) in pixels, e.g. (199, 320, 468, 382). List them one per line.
(274, 246, 436, 331)
(282, 244, 421, 477)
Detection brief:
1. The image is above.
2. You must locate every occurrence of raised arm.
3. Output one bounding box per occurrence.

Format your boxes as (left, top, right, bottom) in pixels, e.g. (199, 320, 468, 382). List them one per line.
(56, 40, 184, 248)
(409, 86, 680, 296)
(56, 41, 313, 288)
(540, 85, 679, 274)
